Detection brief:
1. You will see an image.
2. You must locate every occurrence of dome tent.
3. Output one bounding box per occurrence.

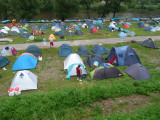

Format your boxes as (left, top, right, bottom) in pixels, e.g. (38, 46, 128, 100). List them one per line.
(140, 38, 159, 49)
(78, 46, 90, 56)
(10, 70, 38, 91)
(64, 53, 85, 70)
(12, 53, 38, 71)
(91, 44, 109, 55)
(59, 44, 73, 57)
(0, 56, 10, 68)
(90, 66, 123, 79)
(26, 45, 42, 56)
(106, 46, 141, 66)
(125, 63, 151, 80)
(85, 54, 105, 67)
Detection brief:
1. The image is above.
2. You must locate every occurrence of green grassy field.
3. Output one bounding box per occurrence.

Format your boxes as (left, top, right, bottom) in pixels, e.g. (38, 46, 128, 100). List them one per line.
(0, 41, 160, 119)
(0, 21, 160, 45)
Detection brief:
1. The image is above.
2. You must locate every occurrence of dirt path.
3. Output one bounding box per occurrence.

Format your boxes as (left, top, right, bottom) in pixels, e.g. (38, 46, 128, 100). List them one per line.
(0, 36, 160, 50)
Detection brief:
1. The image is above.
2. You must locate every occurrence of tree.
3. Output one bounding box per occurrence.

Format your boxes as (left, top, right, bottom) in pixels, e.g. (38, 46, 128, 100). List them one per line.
(40, 0, 54, 12)
(9, 0, 41, 20)
(110, 0, 131, 18)
(80, 0, 97, 19)
(53, 0, 80, 21)
(0, 0, 11, 19)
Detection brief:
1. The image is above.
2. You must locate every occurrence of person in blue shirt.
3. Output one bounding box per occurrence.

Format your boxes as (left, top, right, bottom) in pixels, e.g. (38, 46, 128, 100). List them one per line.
(42, 36, 46, 48)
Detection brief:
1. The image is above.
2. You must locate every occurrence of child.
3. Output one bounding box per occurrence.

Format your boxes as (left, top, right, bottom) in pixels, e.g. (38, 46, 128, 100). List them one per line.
(50, 37, 54, 48)
(42, 37, 46, 48)
(76, 65, 82, 81)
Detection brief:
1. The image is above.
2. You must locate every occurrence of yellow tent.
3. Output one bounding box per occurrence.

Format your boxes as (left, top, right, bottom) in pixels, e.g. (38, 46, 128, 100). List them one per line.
(48, 34, 56, 40)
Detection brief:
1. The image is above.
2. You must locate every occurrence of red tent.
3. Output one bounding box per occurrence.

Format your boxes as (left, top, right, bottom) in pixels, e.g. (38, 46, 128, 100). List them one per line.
(8, 23, 15, 27)
(123, 24, 130, 28)
(91, 27, 98, 32)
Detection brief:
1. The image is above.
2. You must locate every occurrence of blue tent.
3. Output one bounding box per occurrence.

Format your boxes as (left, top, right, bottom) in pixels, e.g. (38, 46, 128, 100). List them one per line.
(144, 26, 153, 31)
(59, 44, 73, 57)
(106, 46, 141, 66)
(12, 53, 38, 71)
(91, 44, 109, 55)
(126, 22, 132, 26)
(78, 22, 82, 26)
(22, 32, 31, 38)
(78, 46, 90, 56)
(52, 21, 56, 26)
(108, 27, 114, 31)
(0, 56, 10, 68)
(138, 22, 145, 28)
(40, 26, 47, 31)
(119, 32, 127, 37)
(55, 23, 59, 28)
(55, 30, 65, 35)
(75, 25, 80, 31)
(20, 29, 27, 34)
(89, 25, 95, 31)
(131, 18, 140, 21)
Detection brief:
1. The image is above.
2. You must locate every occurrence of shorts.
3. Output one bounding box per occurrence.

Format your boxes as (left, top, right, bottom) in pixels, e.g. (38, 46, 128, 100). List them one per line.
(50, 42, 54, 46)
(77, 74, 81, 78)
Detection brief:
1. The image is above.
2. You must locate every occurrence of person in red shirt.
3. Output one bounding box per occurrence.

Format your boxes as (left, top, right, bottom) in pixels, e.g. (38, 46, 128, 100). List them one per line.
(76, 65, 82, 81)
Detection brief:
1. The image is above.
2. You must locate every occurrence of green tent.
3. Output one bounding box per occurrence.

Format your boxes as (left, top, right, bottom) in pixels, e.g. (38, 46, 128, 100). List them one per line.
(0, 56, 10, 68)
(140, 38, 159, 49)
(26, 45, 42, 56)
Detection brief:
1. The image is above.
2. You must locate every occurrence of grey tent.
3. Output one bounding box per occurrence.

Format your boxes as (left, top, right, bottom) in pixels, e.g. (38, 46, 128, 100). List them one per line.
(85, 54, 105, 67)
(99, 24, 107, 29)
(67, 30, 74, 36)
(140, 38, 159, 49)
(0, 56, 10, 68)
(125, 63, 151, 80)
(0, 32, 7, 38)
(75, 30, 83, 35)
(91, 67, 123, 79)
(26, 45, 42, 56)
(9, 31, 19, 36)
(78, 46, 90, 56)
(126, 31, 136, 37)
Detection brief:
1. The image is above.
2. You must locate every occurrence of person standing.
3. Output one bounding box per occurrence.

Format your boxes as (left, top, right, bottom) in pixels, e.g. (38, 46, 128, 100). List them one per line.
(76, 65, 82, 81)
(42, 36, 46, 48)
(50, 37, 54, 48)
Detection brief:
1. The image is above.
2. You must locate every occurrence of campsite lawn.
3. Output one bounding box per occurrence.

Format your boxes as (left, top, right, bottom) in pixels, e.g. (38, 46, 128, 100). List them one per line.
(0, 41, 160, 119)
(0, 21, 160, 45)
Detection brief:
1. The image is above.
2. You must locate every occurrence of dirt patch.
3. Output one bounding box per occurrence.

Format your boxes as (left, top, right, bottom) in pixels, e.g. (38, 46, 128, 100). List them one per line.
(155, 66, 160, 70)
(93, 94, 151, 115)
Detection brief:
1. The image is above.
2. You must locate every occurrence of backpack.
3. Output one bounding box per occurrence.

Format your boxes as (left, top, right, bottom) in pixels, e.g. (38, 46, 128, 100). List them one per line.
(11, 47, 17, 55)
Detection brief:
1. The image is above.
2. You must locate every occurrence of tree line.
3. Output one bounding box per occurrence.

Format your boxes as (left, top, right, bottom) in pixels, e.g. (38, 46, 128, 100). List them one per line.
(0, 0, 160, 21)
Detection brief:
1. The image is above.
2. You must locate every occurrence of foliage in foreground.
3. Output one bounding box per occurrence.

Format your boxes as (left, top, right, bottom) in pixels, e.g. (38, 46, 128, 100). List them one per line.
(0, 78, 160, 119)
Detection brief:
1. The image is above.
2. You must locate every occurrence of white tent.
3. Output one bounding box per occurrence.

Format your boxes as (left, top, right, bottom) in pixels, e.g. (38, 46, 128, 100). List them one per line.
(10, 26, 20, 33)
(24, 23, 29, 27)
(67, 63, 87, 77)
(51, 26, 57, 31)
(155, 26, 160, 31)
(82, 23, 88, 28)
(64, 53, 85, 69)
(1, 48, 12, 56)
(0, 29, 8, 34)
(109, 21, 117, 28)
(2, 26, 10, 31)
(10, 70, 38, 91)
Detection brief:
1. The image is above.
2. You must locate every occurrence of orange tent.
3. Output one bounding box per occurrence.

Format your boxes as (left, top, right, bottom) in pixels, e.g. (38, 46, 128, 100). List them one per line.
(48, 34, 56, 40)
